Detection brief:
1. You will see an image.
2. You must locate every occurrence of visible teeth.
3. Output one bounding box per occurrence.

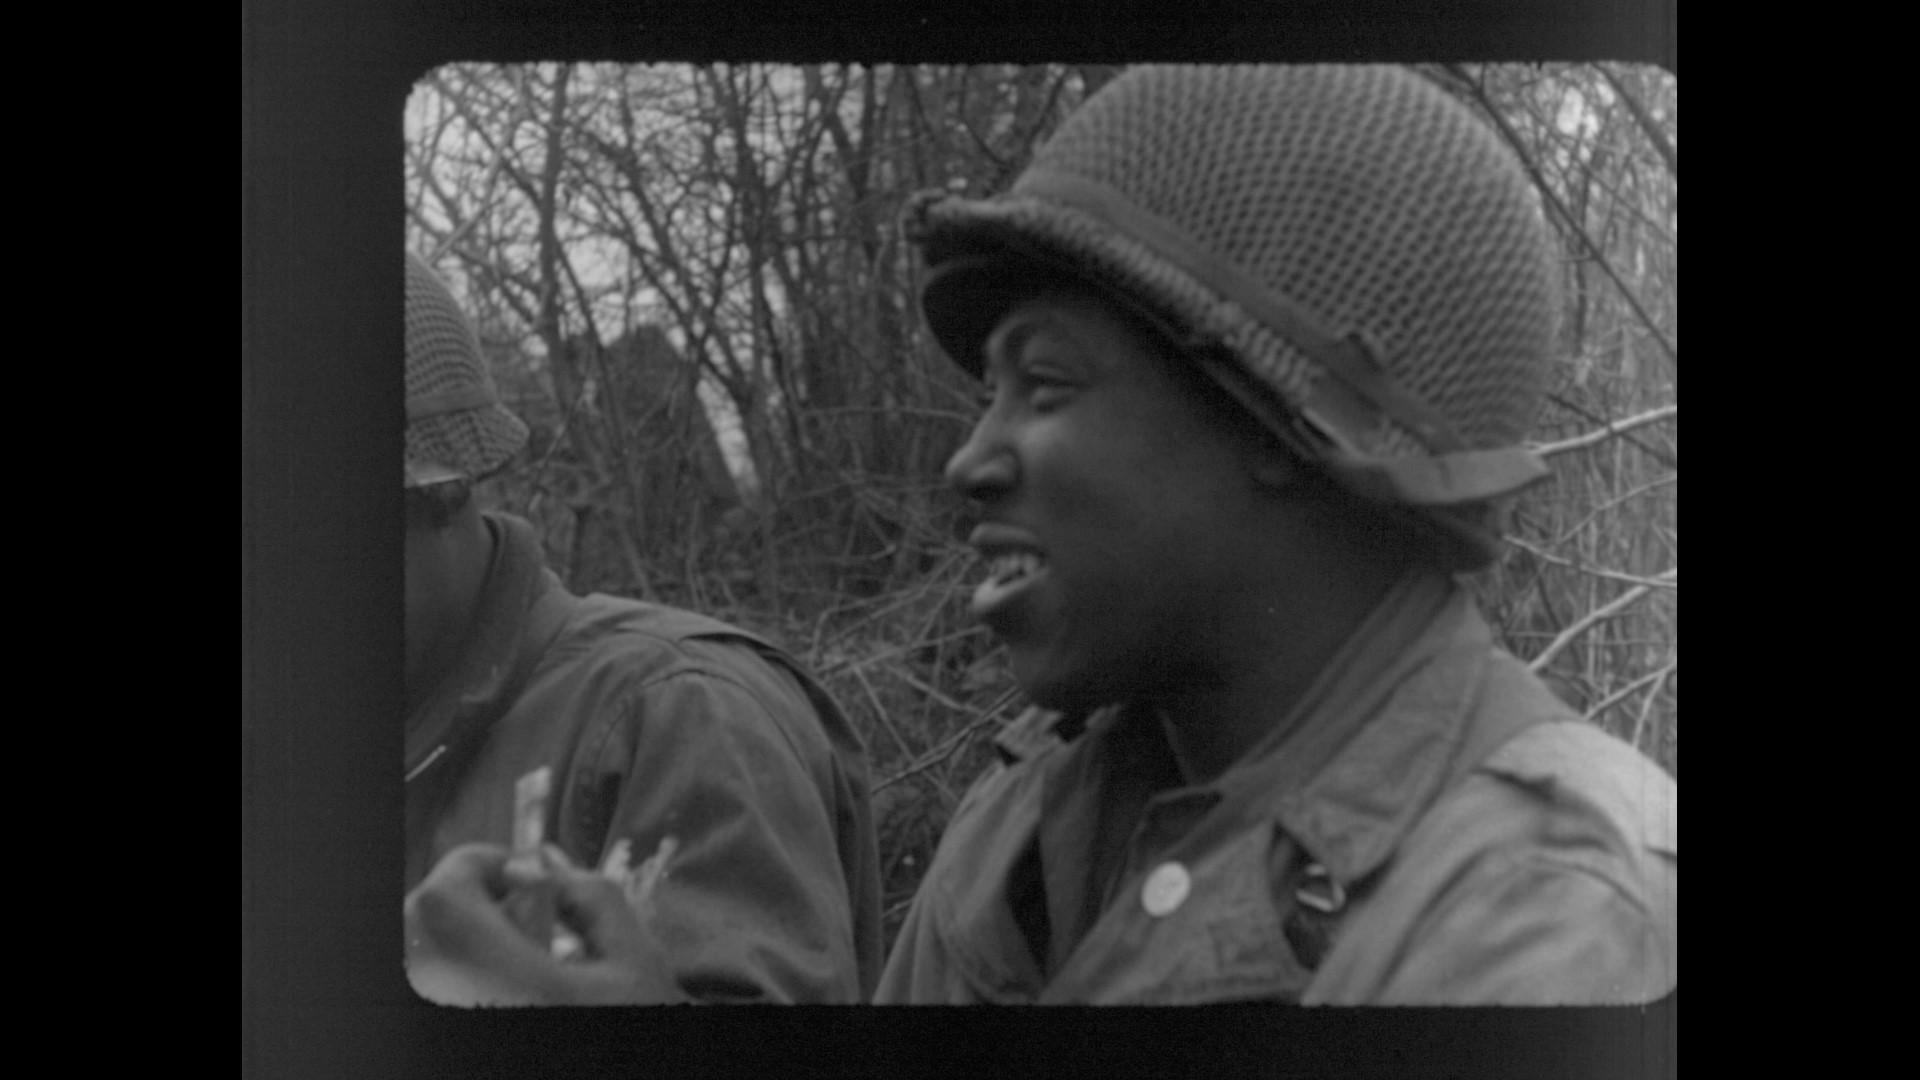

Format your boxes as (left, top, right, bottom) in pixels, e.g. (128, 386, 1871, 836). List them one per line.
(972, 550, 1046, 618)
(989, 552, 1043, 582)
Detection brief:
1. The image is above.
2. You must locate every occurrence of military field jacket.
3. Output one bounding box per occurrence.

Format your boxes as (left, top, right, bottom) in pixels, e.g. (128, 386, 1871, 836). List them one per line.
(405, 514, 883, 1003)
(876, 576, 1676, 1005)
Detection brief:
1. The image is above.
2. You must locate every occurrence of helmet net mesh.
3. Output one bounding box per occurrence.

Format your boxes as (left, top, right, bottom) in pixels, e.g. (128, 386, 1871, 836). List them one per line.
(922, 65, 1559, 460)
(404, 253, 528, 483)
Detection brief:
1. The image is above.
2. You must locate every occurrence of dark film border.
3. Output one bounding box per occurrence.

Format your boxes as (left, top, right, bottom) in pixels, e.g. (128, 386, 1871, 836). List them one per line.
(242, 2, 1676, 1077)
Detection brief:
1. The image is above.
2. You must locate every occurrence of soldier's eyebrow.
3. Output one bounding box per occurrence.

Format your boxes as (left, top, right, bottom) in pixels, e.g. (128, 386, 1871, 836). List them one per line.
(987, 300, 1107, 375)
(982, 311, 1044, 376)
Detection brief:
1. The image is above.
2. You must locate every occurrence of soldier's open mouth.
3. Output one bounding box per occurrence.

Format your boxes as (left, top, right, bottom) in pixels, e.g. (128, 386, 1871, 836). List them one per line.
(972, 551, 1047, 618)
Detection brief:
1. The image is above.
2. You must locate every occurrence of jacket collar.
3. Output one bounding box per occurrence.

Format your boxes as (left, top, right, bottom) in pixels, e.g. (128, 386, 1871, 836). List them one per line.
(1021, 568, 1489, 895)
(404, 513, 554, 782)
(1263, 575, 1490, 888)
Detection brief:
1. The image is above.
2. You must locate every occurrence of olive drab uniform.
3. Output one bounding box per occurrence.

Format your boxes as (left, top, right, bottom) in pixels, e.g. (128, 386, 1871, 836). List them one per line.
(407, 513, 885, 1003)
(877, 575, 1675, 1004)
(885, 65, 1676, 1004)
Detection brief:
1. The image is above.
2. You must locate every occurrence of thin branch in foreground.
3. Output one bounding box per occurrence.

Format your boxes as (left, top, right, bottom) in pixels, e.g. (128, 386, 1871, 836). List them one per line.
(859, 663, 956, 806)
(886, 666, 986, 717)
(1583, 659, 1678, 727)
(1550, 472, 1678, 547)
(1629, 660, 1677, 757)
(1527, 583, 1656, 674)
(873, 686, 1023, 795)
(1506, 536, 1677, 591)
(818, 621, 988, 678)
(1545, 392, 1677, 469)
(1534, 404, 1677, 459)
(1599, 65, 1677, 180)
(851, 664, 915, 762)
(1442, 63, 1677, 368)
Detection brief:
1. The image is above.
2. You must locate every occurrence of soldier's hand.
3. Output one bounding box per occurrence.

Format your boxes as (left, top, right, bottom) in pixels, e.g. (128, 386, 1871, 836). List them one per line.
(405, 842, 681, 1006)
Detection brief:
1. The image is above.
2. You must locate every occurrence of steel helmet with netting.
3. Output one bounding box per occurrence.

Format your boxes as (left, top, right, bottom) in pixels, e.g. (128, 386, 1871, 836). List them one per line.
(907, 64, 1560, 569)
(404, 251, 528, 488)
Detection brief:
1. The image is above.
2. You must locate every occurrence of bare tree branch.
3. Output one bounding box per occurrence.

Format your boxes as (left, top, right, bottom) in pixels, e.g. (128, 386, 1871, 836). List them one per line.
(858, 665, 959, 805)
(886, 666, 978, 718)
(817, 621, 988, 679)
(1629, 660, 1676, 756)
(852, 664, 919, 762)
(1550, 472, 1677, 547)
(1583, 659, 1676, 726)
(1528, 583, 1656, 674)
(1545, 393, 1676, 469)
(873, 686, 1022, 795)
(1599, 65, 1676, 180)
(1443, 64, 1677, 368)
(1507, 536, 1676, 591)
(1534, 404, 1676, 458)
(952, 68, 1009, 172)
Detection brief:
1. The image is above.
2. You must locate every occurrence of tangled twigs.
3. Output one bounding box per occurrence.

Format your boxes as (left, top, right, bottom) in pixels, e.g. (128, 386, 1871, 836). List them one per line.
(817, 622, 989, 678)
(887, 666, 984, 716)
(1629, 661, 1678, 756)
(874, 686, 1023, 795)
(1441, 63, 1676, 368)
(1528, 583, 1656, 674)
(1506, 536, 1676, 591)
(1583, 659, 1678, 727)
(1599, 65, 1677, 179)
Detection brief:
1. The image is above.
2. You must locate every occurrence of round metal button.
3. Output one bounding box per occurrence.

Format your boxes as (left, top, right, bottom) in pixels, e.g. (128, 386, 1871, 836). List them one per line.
(1140, 861, 1191, 918)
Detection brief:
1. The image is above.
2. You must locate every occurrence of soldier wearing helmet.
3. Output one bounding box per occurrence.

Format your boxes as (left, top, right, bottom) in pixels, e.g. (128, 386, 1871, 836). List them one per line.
(399, 252, 883, 1004)
(875, 64, 1675, 1005)
(418, 64, 1675, 1007)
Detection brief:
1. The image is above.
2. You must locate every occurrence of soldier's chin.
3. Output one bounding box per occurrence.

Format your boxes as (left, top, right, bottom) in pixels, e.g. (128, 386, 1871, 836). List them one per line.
(1011, 654, 1113, 716)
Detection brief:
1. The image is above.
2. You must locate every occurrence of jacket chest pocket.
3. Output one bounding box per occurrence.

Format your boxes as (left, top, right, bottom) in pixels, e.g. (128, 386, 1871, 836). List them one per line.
(1046, 824, 1317, 1005)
